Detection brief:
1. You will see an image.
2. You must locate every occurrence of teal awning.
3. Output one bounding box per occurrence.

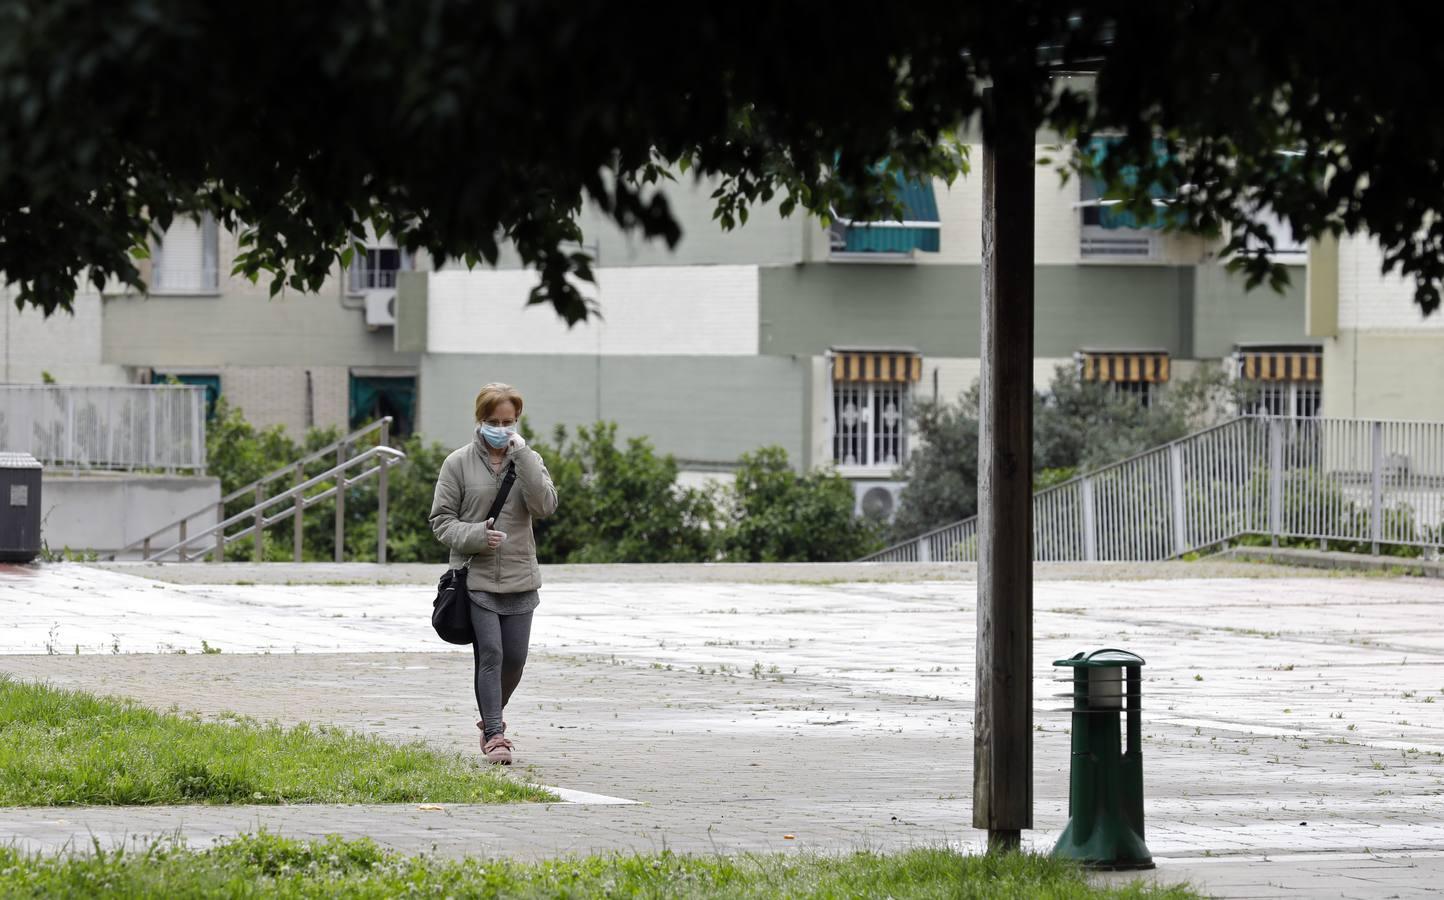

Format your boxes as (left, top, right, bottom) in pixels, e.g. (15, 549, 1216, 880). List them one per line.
(1084, 138, 1177, 231)
(839, 173, 940, 253)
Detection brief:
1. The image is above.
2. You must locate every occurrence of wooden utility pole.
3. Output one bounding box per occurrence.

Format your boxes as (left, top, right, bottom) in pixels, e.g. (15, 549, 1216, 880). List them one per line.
(973, 77, 1035, 852)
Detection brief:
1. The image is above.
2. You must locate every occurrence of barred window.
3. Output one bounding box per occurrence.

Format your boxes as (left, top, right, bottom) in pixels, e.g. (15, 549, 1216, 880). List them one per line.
(830, 350, 921, 468)
(1237, 347, 1322, 417)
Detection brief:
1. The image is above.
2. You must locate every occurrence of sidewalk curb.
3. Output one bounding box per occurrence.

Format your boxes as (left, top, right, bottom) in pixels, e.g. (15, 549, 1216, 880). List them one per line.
(1219, 546, 1444, 578)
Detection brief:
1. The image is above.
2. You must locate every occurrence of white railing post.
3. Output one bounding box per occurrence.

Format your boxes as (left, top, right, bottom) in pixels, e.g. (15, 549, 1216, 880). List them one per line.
(65, 391, 75, 467)
(148, 390, 158, 470)
(916, 534, 932, 562)
(1267, 418, 1284, 547)
(193, 391, 205, 472)
(1168, 443, 1188, 557)
(1370, 421, 1383, 555)
(1080, 476, 1097, 562)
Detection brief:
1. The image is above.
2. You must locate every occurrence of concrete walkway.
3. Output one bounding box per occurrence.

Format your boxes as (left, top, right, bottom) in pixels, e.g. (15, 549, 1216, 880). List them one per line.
(1, 561, 1441, 897)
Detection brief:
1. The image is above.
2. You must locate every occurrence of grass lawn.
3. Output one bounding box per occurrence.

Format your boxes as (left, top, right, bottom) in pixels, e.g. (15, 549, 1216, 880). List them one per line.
(0, 833, 1198, 899)
(0, 677, 553, 806)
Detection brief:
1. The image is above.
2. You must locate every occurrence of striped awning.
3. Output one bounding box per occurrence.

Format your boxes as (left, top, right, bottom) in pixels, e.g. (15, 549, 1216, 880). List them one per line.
(832, 351, 923, 383)
(1240, 349, 1321, 382)
(1079, 351, 1170, 384)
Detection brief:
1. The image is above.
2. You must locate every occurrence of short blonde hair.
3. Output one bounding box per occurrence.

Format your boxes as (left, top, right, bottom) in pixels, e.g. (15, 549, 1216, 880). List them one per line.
(474, 382, 524, 423)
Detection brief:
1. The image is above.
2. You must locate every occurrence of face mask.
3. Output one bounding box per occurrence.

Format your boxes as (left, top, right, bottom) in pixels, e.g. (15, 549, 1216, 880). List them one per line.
(477, 423, 514, 449)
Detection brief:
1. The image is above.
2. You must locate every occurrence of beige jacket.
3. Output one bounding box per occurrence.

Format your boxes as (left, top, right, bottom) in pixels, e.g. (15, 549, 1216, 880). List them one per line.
(429, 434, 559, 592)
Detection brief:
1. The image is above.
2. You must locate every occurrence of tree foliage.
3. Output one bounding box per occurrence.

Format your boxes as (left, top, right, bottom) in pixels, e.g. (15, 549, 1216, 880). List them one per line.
(203, 408, 872, 564)
(893, 364, 1237, 540)
(720, 447, 883, 563)
(5, 2, 1441, 322)
(530, 423, 717, 564)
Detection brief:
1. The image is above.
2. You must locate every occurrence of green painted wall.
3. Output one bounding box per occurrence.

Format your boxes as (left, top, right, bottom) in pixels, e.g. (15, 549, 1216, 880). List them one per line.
(759, 263, 1194, 358)
(393, 271, 428, 354)
(418, 354, 808, 468)
(1191, 262, 1308, 358)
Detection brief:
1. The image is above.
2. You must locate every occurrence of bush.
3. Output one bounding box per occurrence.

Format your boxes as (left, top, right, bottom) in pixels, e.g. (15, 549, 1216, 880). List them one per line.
(204, 409, 876, 564)
(530, 423, 717, 564)
(890, 388, 980, 543)
(719, 447, 883, 562)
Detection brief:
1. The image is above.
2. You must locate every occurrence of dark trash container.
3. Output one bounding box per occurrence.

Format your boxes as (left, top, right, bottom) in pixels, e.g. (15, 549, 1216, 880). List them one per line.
(0, 452, 42, 563)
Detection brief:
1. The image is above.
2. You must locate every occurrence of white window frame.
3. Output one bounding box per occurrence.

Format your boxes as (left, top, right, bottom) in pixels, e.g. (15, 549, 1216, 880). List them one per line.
(149, 213, 220, 295)
(348, 246, 411, 294)
(830, 379, 910, 470)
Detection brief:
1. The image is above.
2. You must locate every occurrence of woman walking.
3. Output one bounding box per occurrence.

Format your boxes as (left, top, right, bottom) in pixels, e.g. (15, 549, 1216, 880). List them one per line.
(430, 383, 557, 764)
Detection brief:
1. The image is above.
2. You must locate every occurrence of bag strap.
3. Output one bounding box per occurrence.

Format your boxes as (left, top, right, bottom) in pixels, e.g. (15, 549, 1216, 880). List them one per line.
(483, 461, 518, 527)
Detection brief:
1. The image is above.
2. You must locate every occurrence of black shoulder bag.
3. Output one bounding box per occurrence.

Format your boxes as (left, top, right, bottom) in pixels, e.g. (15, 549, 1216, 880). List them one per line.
(432, 460, 518, 644)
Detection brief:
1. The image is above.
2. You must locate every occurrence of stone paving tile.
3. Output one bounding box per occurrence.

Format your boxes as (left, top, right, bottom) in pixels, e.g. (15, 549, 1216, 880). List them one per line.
(80, 559, 1346, 585)
(1, 563, 1442, 897)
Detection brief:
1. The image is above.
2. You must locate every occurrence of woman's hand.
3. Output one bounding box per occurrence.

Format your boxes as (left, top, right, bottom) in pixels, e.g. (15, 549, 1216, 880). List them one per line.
(485, 518, 507, 549)
(507, 432, 527, 452)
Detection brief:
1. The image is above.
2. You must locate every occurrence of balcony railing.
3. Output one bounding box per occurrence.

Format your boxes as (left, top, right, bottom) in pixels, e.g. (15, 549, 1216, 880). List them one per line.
(0, 385, 207, 472)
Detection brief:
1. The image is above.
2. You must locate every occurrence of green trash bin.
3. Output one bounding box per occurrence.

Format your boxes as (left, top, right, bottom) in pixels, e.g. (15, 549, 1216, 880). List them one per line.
(1052, 648, 1154, 870)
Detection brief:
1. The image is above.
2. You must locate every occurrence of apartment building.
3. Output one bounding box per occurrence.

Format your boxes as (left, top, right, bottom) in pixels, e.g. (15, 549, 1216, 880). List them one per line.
(1306, 235, 1444, 421)
(96, 218, 425, 436)
(398, 145, 1318, 517)
(2, 142, 1353, 521)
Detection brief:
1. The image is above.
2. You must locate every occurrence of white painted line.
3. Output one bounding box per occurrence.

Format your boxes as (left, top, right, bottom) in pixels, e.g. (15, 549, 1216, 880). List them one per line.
(532, 784, 639, 805)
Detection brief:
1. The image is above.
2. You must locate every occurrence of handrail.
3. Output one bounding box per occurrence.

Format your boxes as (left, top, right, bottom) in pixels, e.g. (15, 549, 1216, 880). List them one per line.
(147, 445, 405, 562)
(860, 414, 1444, 562)
(107, 417, 394, 561)
(220, 417, 394, 504)
(874, 416, 1260, 553)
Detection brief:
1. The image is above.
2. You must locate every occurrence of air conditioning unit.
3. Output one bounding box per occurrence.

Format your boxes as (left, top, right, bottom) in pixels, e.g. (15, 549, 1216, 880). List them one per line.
(364, 292, 397, 328)
(853, 480, 906, 522)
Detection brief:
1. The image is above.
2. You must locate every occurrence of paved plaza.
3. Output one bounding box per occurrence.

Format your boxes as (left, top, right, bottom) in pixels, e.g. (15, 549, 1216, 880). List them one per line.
(1, 560, 1441, 897)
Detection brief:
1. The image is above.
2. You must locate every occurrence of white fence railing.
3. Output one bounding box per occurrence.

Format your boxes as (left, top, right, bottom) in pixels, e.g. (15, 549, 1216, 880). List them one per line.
(863, 415, 1444, 563)
(0, 385, 207, 472)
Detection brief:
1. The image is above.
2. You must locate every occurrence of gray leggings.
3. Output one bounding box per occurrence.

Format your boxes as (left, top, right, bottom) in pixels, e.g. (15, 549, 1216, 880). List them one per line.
(469, 604, 533, 739)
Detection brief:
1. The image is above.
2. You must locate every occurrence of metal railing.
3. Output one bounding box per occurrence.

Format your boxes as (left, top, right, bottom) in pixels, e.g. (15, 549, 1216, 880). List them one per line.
(146, 443, 406, 563)
(108, 417, 402, 563)
(0, 384, 207, 472)
(863, 415, 1444, 563)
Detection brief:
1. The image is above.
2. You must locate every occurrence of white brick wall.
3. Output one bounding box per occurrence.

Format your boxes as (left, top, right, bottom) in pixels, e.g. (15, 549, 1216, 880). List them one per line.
(1337, 235, 1444, 331)
(184, 365, 353, 436)
(1, 290, 129, 385)
(427, 265, 760, 356)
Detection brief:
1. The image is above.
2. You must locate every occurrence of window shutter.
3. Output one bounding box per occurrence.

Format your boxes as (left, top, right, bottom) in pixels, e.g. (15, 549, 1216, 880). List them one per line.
(152, 218, 206, 292)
